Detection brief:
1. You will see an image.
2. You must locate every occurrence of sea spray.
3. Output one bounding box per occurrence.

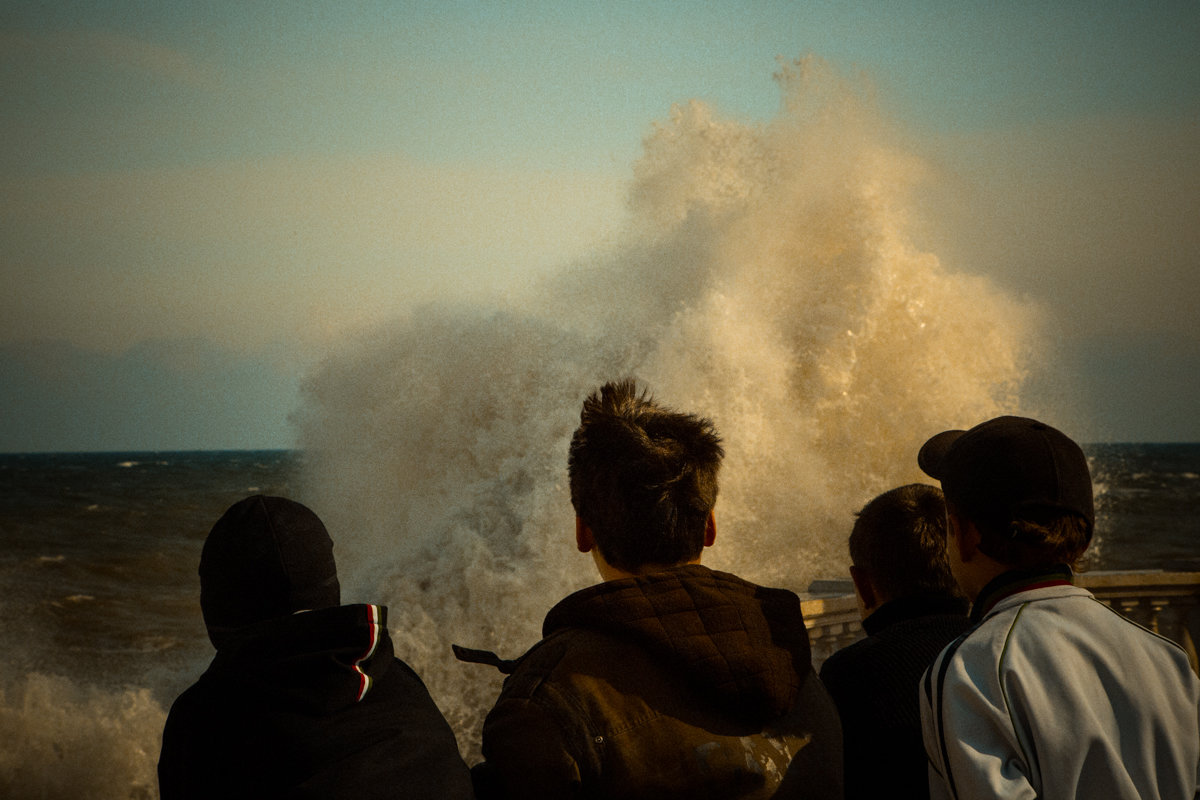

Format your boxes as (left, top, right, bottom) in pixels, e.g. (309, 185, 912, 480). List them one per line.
(0, 672, 165, 799)
(293, 56, 1040, 756)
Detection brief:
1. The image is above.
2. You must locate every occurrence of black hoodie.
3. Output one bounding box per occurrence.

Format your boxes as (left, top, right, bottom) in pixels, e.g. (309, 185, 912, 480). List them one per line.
(158, 496, 473, 800)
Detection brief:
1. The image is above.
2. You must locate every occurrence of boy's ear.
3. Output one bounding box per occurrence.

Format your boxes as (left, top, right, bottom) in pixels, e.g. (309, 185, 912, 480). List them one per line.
(703, 511, 717, 548)
(575, 517, 594, 553)
(948, 510, 980, 562)
(849, 565, 880, 613)
(961, 519, 982, 562)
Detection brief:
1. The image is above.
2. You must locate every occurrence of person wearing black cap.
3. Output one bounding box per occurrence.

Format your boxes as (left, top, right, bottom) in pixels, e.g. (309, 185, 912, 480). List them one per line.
(157, 495, 474, 800)
(916, 417, 1200, 800)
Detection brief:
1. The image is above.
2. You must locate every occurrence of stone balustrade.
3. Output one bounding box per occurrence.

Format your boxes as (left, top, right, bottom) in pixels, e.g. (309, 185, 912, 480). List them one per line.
(800, 570, 1200, 673)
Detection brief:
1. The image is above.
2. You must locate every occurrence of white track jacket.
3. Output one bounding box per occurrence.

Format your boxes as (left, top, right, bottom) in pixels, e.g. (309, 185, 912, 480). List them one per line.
(921, 576, 1200, 800)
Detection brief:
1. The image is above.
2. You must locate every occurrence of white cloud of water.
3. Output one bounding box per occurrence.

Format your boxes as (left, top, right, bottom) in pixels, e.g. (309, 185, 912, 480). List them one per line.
(292, 57, 1042, 755)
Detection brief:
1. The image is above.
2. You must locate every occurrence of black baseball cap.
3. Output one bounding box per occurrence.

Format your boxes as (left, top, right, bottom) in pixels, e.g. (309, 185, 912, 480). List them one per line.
(917, 416, 1094, 533)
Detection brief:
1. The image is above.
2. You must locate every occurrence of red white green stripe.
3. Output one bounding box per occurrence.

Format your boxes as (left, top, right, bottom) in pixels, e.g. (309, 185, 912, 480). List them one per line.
(353, 604, 382, 702)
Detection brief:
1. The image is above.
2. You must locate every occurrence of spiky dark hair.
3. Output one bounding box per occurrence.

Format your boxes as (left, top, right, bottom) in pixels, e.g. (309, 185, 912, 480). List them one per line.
(568, 379, 724, 572)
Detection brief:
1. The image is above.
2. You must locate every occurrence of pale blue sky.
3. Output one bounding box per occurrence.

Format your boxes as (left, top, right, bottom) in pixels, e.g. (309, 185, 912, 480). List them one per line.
(2, 1, 1197, 449)
(5, 2, 1195, 172)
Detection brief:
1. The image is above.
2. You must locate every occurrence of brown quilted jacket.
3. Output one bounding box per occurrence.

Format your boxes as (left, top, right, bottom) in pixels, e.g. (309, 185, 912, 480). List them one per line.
(472, 565, 843, 799)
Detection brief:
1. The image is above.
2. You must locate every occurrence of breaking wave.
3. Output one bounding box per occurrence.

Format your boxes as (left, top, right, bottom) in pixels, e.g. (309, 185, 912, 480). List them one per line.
(293, 57, 1039, 755)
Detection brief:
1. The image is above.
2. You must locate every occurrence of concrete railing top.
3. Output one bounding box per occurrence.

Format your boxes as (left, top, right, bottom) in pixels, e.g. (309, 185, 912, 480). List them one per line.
(1078, 570, 1200, 596)
(798, 570, 1200, 630)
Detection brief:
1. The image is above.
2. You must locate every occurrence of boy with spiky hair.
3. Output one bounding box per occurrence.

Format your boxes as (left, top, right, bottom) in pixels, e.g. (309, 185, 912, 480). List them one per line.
(567, 378, 724, 576)
(464, 379, 842, 799)
(917, 416, 1200, 800)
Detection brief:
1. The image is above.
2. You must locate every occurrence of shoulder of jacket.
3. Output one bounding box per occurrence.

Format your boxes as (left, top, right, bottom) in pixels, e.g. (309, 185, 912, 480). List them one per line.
(498, 630, 581, 700)
(938, 604, 1025, 670)
(819, 637, 868, 681)
(387, 655, 427, 685)
(1085, 593, 1192, 649)
(502, 626, 653, 703)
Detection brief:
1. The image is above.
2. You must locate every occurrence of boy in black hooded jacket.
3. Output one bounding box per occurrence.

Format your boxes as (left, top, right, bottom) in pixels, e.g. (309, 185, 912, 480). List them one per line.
(158, 494, 473, 800)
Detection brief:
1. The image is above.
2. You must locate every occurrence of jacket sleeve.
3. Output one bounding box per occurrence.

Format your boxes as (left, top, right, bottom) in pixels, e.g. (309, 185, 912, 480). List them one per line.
(474, 693, 584, 800)
(920, 643, 1037, 800)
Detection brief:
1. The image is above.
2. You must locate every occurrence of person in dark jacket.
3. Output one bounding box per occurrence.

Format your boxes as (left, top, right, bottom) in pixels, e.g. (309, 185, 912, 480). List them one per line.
(460, 379, 843, 799)
(818, 484, 969, 800)
(158, 494, 474, 800)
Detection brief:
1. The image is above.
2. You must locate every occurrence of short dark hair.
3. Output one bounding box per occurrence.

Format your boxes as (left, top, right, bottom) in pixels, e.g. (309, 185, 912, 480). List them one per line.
(849, 484, 959, 601)
(567, 379, 724, 572)
(952, 500, 1092, 570)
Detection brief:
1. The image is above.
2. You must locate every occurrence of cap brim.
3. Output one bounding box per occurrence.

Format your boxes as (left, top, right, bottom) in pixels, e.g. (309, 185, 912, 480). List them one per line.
(918, 429, 965, 479)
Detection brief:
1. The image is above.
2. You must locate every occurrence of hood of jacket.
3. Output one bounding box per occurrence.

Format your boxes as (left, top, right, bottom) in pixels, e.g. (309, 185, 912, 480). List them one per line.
(200, 495, 341, 650)
(202, 602, 393, 716)
(541, 564, 811, 722)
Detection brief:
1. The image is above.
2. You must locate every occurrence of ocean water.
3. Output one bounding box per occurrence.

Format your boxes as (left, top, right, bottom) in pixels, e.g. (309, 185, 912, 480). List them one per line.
(0, 445, 1196, 797)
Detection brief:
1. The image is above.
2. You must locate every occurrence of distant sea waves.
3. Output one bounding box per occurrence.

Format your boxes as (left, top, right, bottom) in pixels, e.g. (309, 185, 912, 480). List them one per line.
(0, 445, 1196, 798)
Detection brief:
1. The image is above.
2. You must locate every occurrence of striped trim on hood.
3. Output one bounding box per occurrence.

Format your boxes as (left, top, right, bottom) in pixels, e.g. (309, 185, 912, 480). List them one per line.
(354, 604, 383, 702)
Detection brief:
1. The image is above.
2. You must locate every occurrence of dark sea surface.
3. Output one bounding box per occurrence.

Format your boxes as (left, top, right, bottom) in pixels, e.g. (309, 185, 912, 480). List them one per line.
(1, 445, 1198, 686)
(0, 444, 1196, 796)
(0, 451, 298, 693)
(1086, 443, 1200, 572)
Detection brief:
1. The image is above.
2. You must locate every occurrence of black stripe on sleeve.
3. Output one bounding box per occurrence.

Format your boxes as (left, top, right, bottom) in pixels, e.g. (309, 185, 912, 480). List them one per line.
(933, 631, 971, 800)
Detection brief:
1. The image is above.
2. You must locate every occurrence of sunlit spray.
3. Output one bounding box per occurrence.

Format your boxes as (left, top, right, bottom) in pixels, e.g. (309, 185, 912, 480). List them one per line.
(293, 57, 1038, 757)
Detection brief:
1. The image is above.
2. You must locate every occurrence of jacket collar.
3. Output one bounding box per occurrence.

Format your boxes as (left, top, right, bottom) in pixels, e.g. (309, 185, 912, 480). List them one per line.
(970, 565, 1074, 624)
(862, 594, 968, 636)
